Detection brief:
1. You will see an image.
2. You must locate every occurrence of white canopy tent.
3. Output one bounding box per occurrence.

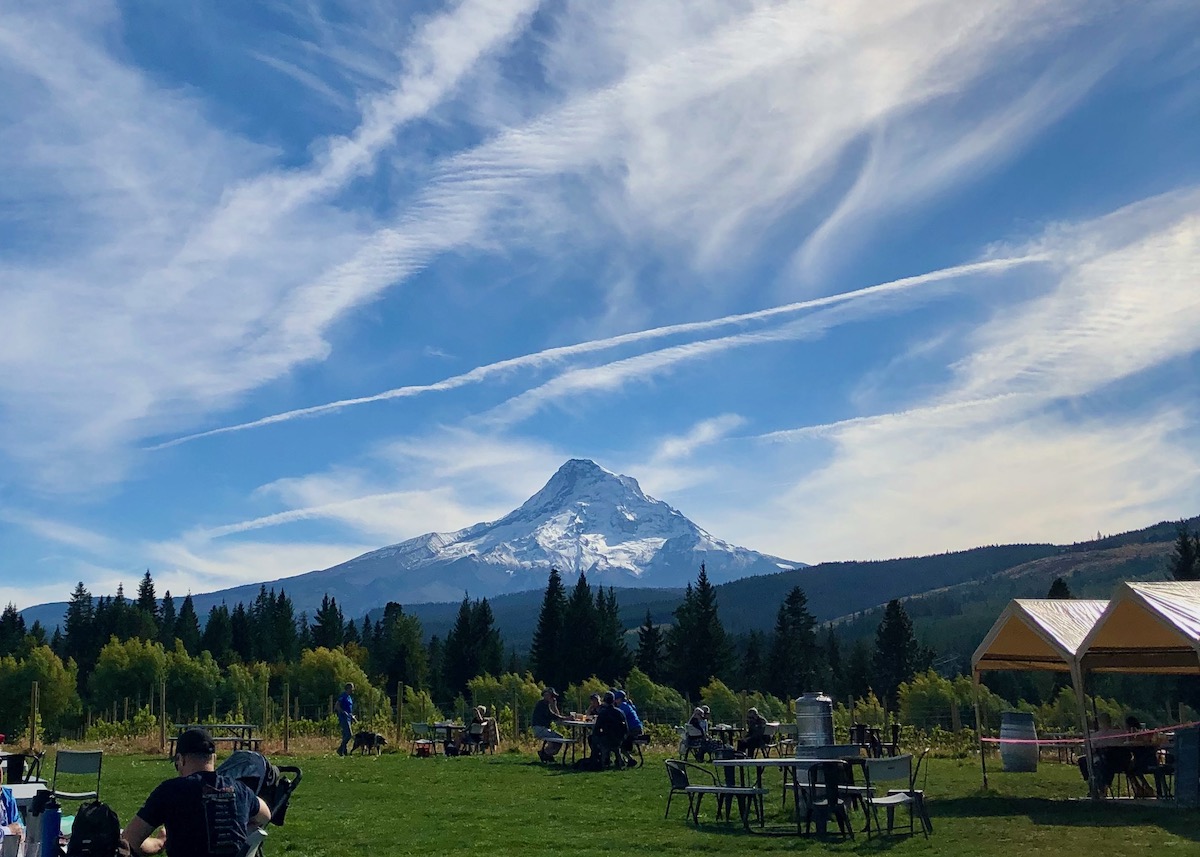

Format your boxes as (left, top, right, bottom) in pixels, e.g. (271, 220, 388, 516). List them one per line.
(972, 599, 1109, 674)
(1078, 581, 1200, 674)
(971, 582, 1200, 796)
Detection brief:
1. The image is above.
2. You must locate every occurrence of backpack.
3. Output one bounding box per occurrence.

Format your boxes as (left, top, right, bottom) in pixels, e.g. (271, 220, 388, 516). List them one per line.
(66, 801, 124, 857)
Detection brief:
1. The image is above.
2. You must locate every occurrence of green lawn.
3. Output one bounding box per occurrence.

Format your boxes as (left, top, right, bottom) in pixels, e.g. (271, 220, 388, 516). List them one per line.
(52, 748, 1199, 856)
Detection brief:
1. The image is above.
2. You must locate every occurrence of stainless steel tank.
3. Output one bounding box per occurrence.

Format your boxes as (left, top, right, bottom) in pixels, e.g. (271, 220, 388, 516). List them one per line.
(794, 691, 834, 747)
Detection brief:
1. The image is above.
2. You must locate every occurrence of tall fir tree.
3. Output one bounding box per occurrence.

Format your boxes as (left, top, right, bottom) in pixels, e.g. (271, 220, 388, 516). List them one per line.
(665, 564, 732, 697)
(442, 596, 477, 696)
(158, 591, 177, 647)
(872, 599, 919, 709)
(592, 586, 631, 682)
(1169, 524, 1199, 581)
(272, 590, 298, 662)
(471, 598, 504, 679)
(635, 610, 663, 681)
(825, 628, 844, 700)
(0, 603, 26, 658)
(740, 630, 766, 692)
(230, 602, 253, 662)
(845, 639, 873, 701)
(370, 602, 428, 697)
(311, 594, 345, 649)
(63, 581, 97, 683)
(766, 586, 820, 699)
(176, 594, 202, 655)
(1046, 577, 1072, 599)
(200, 604, 234, 664)
(529, 568, 568, 690)
(562, 573, 598, 684)
(136, 570, 157, 616)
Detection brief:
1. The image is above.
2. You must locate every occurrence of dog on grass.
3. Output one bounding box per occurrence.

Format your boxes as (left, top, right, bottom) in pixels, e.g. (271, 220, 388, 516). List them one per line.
(352, 731, 388, 755)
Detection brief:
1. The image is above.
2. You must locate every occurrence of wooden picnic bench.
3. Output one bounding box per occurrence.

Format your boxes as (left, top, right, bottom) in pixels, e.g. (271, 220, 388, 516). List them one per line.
(168, 724, 261, 756)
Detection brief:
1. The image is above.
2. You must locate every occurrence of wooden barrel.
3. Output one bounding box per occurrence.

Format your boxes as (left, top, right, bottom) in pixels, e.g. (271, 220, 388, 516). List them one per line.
(999, 711, 1038, 772)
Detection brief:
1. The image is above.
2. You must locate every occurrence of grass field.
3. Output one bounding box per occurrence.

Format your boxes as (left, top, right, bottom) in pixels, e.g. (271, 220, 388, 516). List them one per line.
(40, 746, 1200, 856)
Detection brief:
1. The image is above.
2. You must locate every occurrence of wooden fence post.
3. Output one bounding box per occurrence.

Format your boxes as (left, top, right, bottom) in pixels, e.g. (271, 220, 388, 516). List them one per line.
(28, 681, 39, 751)
(160, 680, 167, 753)
(283, 683, 291, 753)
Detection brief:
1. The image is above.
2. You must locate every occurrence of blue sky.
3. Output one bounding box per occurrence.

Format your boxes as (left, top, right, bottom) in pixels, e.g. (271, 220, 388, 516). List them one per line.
(2, 1, 1199, 611)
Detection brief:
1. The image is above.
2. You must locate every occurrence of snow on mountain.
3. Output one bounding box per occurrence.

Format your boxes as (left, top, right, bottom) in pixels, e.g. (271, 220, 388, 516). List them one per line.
(320, 458, 803, 608)
(19, 459, 805, 627)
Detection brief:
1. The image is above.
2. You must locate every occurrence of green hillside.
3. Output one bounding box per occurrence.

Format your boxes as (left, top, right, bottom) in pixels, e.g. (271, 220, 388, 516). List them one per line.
(402, 514, 1198, 661)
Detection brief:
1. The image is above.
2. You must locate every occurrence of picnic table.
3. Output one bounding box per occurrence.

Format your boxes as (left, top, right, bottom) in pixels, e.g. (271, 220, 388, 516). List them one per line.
(431, 722, 465, 749)
(559, 719, 595, 763)
(714, 756, 855, 835)
(168, 723, 261, 756)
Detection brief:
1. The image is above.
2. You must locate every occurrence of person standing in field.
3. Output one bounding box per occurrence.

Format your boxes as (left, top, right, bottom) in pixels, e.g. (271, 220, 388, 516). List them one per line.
(336, 682, 357, 757)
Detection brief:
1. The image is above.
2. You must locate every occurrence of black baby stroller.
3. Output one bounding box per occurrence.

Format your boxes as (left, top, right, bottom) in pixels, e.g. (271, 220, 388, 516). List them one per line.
(216, 751, 303, 857)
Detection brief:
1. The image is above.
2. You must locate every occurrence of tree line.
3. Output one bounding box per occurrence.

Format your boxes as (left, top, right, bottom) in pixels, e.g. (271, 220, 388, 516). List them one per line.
(0, 563, 931, 738)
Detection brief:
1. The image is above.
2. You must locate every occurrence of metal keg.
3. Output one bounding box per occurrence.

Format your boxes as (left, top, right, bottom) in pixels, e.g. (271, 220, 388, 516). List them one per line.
(794, 691, 834, 747)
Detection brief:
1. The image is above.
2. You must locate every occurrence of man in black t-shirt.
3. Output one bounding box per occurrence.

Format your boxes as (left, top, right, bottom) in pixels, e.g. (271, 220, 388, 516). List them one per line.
(123, 728, 270, 857)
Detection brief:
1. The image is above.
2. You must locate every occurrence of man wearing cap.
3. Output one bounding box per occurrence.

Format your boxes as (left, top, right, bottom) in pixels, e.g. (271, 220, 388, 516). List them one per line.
(614, 690, 643, 767)
(738, 707, 769, 756)
(531, 687, 567, 763)
(589, 691, 628, 768)
(123, 728, 270, 857)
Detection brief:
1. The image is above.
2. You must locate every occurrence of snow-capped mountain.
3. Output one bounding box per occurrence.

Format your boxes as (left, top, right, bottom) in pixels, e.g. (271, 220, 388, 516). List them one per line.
(317, 458, 803, 608)
(20, 459, 804, 627)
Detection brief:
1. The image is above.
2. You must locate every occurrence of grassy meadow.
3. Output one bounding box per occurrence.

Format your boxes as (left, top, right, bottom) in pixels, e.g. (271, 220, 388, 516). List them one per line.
(42, 745, 1200, 856)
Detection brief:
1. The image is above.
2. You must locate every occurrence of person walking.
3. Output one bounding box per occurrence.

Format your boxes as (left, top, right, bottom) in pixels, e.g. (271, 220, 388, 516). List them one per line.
(336, 682, 357, 757)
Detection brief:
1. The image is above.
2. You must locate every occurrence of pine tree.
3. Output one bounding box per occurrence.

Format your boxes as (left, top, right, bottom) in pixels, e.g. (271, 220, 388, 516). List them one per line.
(443, 596, 476, 696)
(530, 568, 568, 690)
(635, 610, 663, 681)
(312, 594, 345, 649)
(562, 573, 598, 684)
(158, 591, 177, 647)
(344, 619, 359, 646)
(471, 598, 504, 678)
(766, 586, 820, 699)
(666, 564, 732, 697)
(593, 587, 631, 682)
(176, 594, 202, 655)
(0, 603, 26, 658)
(200, 604, 234, 664)
(740, 630, 766, 692)
(272, 590, 298, 662)
(845, 639, 872, 701)
(370, 602, 428, 697)
(1046, 577, 1072, 599)
(63, 581, 96, 682)
(230, 602, 253, 662)
(136, 570, 157, 616)
(873, 599, 919, 709)
(1169, 524, 1199, 581)
(825, 628, 844, 700)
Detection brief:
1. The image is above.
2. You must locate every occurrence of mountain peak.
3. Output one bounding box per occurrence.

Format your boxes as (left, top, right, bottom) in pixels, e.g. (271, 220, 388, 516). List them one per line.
(516, 458, 646, 517)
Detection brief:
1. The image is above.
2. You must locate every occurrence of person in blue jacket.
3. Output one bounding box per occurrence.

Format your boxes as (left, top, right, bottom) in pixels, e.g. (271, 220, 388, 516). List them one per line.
(336, 682, 357, 757)
(614, 689, 644, 767)
(0, 763, 23, 854)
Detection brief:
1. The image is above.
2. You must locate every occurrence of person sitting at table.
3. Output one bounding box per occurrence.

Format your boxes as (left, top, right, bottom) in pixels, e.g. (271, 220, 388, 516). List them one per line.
(614, 690, 643, 767)
(123, 727, 271, 857)
(0, 762, 24, 856)
(583, 693, 602, 718)
(1077, 713, 1127, 796)
(1124, 716, 1158, 799)
(590, 692, 629, 769)
(533, 687, 568, 763)
(737, 707, 769, 756)
(456, 706, 491, 753)
(683, 706, 718, 761)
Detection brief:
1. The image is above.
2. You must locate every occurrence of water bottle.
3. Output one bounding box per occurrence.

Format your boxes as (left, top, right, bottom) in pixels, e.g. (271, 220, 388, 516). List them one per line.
(41, 794, 61, 857)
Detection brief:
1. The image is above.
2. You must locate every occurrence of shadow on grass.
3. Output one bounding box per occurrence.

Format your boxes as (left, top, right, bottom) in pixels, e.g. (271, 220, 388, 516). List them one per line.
(934, 794, 1200, 842)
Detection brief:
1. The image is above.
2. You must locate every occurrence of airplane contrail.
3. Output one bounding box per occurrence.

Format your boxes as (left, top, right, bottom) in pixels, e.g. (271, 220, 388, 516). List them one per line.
(149, 254, 1046, 449)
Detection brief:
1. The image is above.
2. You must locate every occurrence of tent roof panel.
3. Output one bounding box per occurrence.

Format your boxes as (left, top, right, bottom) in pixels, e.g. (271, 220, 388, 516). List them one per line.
(971, 599, 1106, 672)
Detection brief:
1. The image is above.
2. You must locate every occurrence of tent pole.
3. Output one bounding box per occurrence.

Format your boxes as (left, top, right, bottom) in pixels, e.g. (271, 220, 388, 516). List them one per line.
(1071, 662, 1097, 799)
(973, 669, 988, 790)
